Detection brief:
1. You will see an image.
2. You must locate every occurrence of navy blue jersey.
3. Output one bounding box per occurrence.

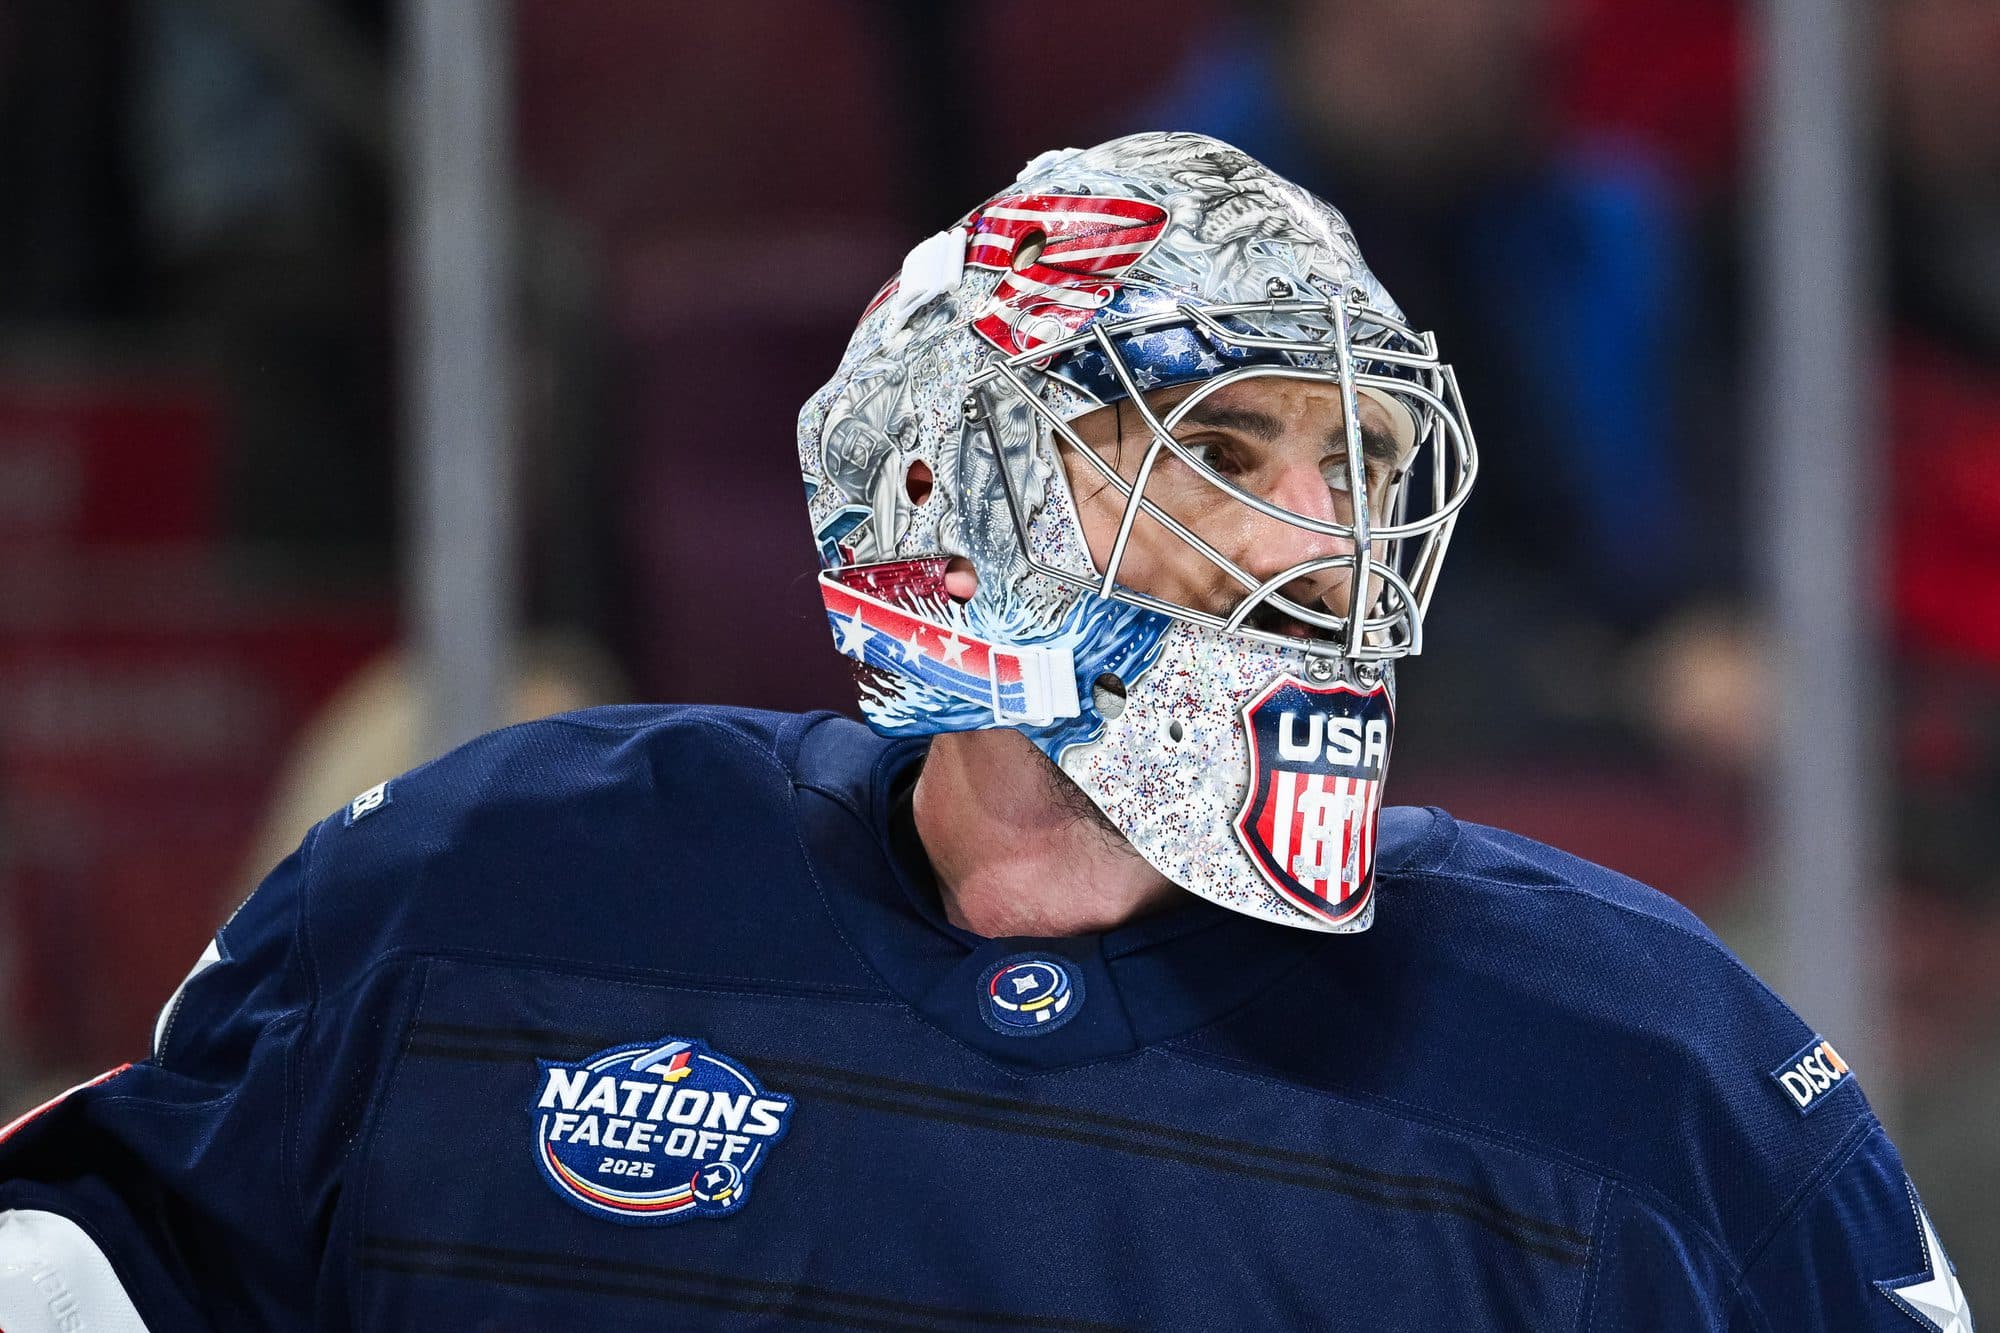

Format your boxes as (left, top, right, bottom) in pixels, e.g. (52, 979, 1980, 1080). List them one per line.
(0, 706, 1974, 1330)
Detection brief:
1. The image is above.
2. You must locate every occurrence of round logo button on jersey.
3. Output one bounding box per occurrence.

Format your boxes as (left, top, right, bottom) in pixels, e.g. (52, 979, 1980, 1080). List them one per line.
(978, 954, 1084, 1037)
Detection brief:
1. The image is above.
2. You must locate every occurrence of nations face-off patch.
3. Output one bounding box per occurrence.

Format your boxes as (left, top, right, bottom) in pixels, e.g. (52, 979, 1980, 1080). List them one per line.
(529, 1036, 794, 1225)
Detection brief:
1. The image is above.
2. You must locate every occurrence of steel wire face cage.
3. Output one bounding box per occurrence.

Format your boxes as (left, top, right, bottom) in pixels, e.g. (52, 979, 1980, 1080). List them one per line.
(798, 132, 1479, 931)
(965, 283, 1476, 663)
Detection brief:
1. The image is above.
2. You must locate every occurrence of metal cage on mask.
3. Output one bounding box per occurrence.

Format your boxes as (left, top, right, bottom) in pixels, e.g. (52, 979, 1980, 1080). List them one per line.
(962, 278, 1479, 665)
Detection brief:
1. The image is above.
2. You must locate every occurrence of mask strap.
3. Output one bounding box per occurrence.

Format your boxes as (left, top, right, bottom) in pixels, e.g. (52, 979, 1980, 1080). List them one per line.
(820, 571, 1080, 727)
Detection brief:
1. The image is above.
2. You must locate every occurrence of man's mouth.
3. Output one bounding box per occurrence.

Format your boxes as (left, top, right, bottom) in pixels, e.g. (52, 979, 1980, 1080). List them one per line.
(1244, 601, 1336, 642)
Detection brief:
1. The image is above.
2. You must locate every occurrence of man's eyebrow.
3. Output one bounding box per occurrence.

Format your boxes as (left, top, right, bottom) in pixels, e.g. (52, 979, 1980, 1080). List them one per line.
(1178, 399, 1400, 465)
(1355, 421, 1399, 466)
(1178, 402, 1281, 441)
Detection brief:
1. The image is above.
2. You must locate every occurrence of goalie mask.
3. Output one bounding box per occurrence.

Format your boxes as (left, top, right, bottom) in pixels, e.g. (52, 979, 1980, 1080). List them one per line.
(798, 133, 1476, 932)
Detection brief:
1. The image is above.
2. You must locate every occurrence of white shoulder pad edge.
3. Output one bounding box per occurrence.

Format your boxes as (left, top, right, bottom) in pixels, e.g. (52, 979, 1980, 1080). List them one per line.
(0, 1209, 154, 1332)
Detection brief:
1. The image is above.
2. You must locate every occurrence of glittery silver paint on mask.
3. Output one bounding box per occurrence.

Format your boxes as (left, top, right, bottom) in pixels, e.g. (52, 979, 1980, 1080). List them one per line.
(1056, 622, 1384, 931)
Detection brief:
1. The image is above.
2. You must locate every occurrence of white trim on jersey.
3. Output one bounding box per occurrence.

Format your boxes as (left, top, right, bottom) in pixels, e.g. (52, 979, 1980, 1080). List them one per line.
(0, 1209, 154, 1332)
(152, 935, 224, 1059)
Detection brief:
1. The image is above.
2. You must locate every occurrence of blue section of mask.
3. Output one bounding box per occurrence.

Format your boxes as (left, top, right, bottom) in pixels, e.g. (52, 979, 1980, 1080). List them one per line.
(857, 590, 1172, 763)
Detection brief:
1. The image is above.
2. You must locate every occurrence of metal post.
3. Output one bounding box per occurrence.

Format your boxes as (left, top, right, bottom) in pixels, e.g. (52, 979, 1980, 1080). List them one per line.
(401, 0, 516, 756)
(1754, 0, 1888, 1106)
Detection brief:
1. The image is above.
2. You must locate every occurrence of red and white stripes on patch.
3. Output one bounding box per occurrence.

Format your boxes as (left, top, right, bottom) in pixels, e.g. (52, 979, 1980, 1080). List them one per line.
(1261, 772, 1383, 904)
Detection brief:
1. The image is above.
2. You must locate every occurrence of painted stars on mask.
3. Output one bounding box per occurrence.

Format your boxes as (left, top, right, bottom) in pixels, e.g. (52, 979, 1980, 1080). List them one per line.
(833, 609, 969, 670)
(835, 610, 873, 658)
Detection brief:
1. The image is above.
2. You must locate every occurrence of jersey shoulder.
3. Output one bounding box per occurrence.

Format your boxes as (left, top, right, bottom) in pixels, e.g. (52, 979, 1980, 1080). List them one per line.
(295, 704, 890, 998)
(1384, 802, 1740, 953)
(1334, 807, 1875, 1264)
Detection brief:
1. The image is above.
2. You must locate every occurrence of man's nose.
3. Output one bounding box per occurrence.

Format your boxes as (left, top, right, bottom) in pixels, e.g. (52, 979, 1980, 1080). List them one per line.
(1241, 459, 1353, 591)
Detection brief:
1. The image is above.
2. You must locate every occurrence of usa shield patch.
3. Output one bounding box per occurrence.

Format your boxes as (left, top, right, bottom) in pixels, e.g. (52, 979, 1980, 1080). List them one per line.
(1233, 674, 1394, 926)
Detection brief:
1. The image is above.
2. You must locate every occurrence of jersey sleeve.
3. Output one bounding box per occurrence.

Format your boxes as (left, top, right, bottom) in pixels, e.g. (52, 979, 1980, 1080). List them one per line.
(0, 832, 326, 1331)
(1729, 1123, 1976, 1332)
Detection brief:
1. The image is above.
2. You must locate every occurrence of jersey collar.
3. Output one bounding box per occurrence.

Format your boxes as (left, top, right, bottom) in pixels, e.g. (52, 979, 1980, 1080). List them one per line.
(796, 735, 1337, 1072)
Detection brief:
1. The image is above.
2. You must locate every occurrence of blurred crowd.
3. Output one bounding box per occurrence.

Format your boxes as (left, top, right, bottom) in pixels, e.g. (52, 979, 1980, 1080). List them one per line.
(2, 0, 1997, 1288)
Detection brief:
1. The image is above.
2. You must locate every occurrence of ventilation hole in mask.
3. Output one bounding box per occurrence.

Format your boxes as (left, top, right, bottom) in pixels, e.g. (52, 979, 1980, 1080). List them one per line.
(1011, 230, 1046, 272)
(1166, 719, 1185, 744)
(1092, 673, 1126, 719)
(943, 556, 978, 602)
(904, 458, 933, 506)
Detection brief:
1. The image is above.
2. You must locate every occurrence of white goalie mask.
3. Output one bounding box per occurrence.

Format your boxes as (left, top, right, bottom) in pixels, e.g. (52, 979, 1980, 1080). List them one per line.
(799, 132, 1477, 932)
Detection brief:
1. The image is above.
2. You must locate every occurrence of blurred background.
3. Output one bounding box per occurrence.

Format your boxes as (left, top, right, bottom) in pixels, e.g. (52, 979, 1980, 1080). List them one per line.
(1, 0, 1994, 1298)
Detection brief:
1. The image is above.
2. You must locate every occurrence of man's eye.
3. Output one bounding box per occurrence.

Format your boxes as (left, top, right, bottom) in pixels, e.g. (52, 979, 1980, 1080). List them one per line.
(1183, 440, 1238, 475)
(1319, 458, 1393, 497)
